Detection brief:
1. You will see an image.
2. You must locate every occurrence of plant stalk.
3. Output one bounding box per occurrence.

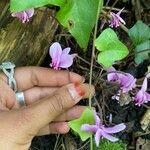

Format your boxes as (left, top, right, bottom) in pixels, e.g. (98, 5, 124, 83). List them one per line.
(89, 0, 103, 149)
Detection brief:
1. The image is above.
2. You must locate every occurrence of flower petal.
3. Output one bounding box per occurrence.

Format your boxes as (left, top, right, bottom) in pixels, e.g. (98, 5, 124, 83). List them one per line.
(25, 8, 34, 18)
(49, 42, 62, 68)
(95, 129, 101, 147)
(62, 48, 71, 55)
(49, 42, 62, 58)
(12, 12, 25, 21)
(107, 73, 119, 82)
(141, 77, 147, 92)
(93, 111, 101, 126)
(59, 54, 73, 68)
(146, 73, 150, 78)
(134, 90, 145, 106)
(81, 124, 97, 132)
(102, 132, 119, 142)
(103, 123, 126, 133)
(106, 66, 116, 73)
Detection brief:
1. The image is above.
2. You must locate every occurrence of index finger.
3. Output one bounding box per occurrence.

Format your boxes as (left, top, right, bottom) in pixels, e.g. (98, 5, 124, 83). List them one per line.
(0, 67, 84, 90)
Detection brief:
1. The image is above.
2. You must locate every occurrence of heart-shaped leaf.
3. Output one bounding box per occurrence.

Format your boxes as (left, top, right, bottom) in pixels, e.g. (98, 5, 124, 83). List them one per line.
(10, 0, 65, 12)
(68, 108, 95, 141)
(95, 28, 129, 68)
(57, 0, 103, 49)
(128, 20, 150, 46)
(128, 21, 150, 64)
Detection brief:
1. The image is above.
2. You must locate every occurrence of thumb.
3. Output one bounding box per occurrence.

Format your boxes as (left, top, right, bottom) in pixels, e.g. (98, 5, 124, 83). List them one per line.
(18, 83, 95, 134)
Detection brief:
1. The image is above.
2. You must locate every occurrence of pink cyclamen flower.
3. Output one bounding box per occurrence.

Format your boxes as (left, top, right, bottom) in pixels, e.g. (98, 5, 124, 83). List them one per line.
(81, 111, 126, 147)
(109, 8, 126, 28)
(11, 8, 34, 23)
(134, 73, 150, 106)
(107, 67, 136, 93)
(49, 42, 75, 70)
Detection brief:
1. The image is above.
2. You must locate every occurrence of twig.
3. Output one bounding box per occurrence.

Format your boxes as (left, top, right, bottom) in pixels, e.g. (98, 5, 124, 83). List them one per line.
(54, 134, 60, 150)
(103, 7, 129, 13)
(76, 55, 99, 68)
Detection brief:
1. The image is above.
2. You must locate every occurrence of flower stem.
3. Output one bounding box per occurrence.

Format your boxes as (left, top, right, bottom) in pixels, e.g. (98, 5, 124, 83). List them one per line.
(89, 0, 102, 107)
(89, 1, 103, 150)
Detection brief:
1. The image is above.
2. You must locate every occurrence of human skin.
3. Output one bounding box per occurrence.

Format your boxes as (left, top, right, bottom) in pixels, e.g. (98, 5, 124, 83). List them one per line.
(0, 67, 95, 150)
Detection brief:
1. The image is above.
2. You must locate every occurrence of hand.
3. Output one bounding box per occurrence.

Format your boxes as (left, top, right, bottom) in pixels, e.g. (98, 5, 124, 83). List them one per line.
(0, 67, 95, 150)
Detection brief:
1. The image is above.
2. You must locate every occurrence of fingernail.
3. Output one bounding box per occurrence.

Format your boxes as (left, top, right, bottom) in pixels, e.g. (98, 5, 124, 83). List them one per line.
(68, 82, 85, 103)
(81, 76, 85, 83)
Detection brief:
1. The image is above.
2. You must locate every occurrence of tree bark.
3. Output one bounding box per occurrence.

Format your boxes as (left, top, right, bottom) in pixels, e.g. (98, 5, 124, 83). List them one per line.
(0, 1, 58, 66)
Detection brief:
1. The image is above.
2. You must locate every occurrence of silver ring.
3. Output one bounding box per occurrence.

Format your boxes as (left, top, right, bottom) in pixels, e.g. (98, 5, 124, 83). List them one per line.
(0, 62, 17, 92)
(15, 92, 26, 107)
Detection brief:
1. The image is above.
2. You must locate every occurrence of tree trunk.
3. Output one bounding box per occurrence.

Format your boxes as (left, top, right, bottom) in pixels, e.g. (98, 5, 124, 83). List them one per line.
(0, 1, 58, 66)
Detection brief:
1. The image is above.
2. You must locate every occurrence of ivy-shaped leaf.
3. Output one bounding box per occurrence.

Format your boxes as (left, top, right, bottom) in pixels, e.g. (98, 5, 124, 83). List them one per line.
(57, 0, 103, 49)
(95, 28, 129, 68)
(68, 108, 95, 141)
(10, 0, 65, 12)
(128, 20, 150, 46)
(128, 21, 150, 64)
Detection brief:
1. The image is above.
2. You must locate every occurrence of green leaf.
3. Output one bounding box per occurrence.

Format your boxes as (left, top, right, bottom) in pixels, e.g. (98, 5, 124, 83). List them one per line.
(10, 0, 65, 12)
(135, 40, 150, 64)
(128, 20, 150, 46)
(68, 108, 95, 141)
(57, 0, 103, 49)
(128, 21, 150, 64)
(95, 28, 129, 68)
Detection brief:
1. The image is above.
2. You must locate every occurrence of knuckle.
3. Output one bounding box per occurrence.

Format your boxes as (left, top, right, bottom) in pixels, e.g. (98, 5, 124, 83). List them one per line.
(50, 92, 70, 113)
(30, 67, 39, 86)
(51, 95, 64, 112)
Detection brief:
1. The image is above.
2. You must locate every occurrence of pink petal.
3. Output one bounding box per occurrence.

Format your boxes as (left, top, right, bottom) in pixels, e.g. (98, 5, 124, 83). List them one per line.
(107, 73, 118, 82)
(93, 111, 101, 126)
(134, 90, 145, 106)
(12, 12, 25, 21)
(49, 42, 62, 58)
(62, 48, 71, 55)
(49, 42, 62, 67)
(117, 15, 126, 25)
(25, 8, 34, 18)
(141, 77, 147, 92)
(102, 132, 119, 142)
(95, 129, 101, 147)
(59, 54, 73, 68)
(117, 8, 125, 16)
(146, 73, 150, 78)
(81, 124, 97, 132)
(106, 66, 116, 73)
(22, 12, 28, 23)
(103, 123, 126, 133)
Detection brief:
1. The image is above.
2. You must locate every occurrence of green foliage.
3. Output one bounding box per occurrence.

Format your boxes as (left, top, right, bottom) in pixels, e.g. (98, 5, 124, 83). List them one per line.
(94, 139, 127, 150)
(95, 28, 129, 68)
(68, 108, 95, 141)
(57, 0, 103, 49)
(128, 20, 150, 45)
(10, 0, 104, 49)
(10, 0, 65, 12)
(128, 20, 150, 64)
